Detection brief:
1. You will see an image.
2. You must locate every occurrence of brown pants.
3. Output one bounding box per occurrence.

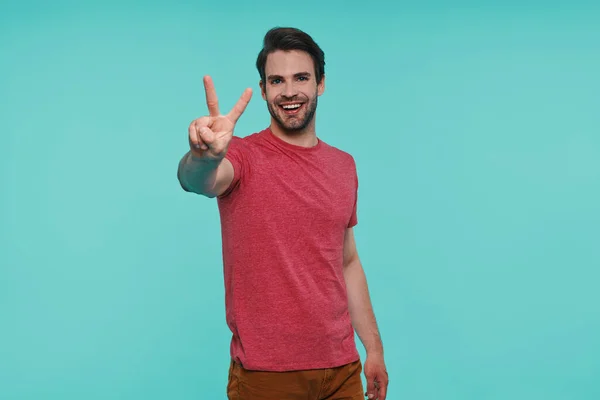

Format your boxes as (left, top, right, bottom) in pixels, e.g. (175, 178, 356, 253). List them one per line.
(227, 359, 365, 400)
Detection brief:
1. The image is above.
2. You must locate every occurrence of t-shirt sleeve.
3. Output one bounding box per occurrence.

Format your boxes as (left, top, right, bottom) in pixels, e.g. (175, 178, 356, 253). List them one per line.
(348, 157, 359, 228)
(218, 136, 249, 199)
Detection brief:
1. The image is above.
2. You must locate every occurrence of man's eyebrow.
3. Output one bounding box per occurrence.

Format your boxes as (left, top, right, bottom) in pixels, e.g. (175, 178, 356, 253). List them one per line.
(266, 72, 312, 80)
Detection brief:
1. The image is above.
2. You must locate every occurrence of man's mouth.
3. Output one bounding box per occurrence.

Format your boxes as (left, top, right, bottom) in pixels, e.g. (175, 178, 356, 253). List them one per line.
(279, 103, 304, 115)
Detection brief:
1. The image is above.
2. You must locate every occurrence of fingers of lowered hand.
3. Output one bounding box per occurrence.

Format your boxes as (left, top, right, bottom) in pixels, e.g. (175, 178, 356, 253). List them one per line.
(377, 372, 389, 400)
(365, 365, 388, 400)
(365, 372, 377, 399)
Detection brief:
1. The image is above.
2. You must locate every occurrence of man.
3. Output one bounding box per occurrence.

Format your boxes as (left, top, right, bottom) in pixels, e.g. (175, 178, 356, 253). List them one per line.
(177, 27, 388, 400)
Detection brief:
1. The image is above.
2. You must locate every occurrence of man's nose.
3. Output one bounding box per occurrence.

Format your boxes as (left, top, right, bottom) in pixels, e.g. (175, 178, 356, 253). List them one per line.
(282, 81, 298, 98)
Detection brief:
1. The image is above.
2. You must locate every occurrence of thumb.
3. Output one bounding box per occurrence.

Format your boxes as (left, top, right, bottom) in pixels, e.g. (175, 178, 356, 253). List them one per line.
(198, 126, 216, 147)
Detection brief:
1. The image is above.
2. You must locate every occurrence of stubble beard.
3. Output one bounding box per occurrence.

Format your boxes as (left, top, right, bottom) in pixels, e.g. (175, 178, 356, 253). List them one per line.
(267, 94, 318, 135)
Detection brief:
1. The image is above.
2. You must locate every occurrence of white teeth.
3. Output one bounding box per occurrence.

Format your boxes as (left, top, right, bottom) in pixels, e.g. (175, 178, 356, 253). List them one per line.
(282, 104, 301, 109)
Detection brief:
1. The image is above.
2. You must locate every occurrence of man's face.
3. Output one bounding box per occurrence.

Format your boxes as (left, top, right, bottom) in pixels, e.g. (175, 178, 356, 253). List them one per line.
(260, 50, 325, 133)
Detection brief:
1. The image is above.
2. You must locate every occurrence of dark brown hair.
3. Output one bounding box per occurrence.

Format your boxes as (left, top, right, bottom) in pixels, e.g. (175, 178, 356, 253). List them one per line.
(256, 27, 325, 85)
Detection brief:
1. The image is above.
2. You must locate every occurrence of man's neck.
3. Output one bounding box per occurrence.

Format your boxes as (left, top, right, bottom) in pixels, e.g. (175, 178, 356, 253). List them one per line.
(269, 121, 318, 148)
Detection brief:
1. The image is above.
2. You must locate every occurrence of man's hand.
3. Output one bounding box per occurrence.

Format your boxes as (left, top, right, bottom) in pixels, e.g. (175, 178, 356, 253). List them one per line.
(188, 75, 252, 162)
(364, 353, 388, 400)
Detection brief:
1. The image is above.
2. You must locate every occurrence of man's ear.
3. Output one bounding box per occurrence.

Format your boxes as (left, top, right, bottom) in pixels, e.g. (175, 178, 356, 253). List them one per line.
(260, 80, 266, 100)
(317, 74, 326, 96)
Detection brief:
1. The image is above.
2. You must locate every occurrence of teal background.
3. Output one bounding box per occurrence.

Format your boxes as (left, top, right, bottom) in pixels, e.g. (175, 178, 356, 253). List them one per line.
(1, 1, 599, 399)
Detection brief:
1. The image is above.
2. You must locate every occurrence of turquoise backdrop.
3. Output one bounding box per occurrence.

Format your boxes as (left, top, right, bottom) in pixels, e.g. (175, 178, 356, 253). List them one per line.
(1, 1, 599, 399)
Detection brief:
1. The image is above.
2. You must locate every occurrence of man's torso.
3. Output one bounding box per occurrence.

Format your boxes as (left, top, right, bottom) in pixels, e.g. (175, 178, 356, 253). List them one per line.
(217, 128, 360, 372)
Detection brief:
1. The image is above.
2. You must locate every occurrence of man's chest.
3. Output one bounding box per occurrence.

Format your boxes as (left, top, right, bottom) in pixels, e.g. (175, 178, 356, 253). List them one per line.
(243, 156, 356, 229)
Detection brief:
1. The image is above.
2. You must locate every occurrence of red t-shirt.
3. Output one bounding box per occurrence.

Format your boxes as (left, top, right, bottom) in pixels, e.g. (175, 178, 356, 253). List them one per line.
(216, 127, 360, 372)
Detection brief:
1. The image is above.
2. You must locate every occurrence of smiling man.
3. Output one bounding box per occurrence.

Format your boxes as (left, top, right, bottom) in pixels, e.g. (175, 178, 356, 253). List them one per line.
(177, 27, 388, 400)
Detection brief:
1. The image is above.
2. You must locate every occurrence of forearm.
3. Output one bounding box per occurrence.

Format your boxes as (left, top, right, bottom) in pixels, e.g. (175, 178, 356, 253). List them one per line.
(343, 258, 384, 355)
(177, 151, 221, 196)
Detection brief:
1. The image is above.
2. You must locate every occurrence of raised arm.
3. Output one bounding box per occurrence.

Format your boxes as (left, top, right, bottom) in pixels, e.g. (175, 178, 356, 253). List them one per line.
(178, 75, 252, 198)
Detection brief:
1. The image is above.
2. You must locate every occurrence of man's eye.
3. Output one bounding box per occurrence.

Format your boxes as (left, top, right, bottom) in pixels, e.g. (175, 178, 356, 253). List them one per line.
(271, 79, 281, 84)
(298, 76, 308, 81)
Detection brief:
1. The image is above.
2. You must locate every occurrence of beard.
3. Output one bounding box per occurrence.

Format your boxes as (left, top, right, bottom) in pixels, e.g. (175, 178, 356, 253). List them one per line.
(267, 94, 318, 134)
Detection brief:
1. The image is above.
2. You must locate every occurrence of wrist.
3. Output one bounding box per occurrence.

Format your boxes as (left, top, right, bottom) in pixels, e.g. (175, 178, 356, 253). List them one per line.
(189, 151, 223, 166)
(366, 343, 384, 357)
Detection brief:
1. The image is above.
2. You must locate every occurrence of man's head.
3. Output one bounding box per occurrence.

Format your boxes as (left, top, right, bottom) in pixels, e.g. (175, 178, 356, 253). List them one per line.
(256, 27, 325, 134)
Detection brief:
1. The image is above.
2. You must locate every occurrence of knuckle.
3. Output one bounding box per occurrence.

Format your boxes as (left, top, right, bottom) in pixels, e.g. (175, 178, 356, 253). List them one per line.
(191, 116, 210, 127)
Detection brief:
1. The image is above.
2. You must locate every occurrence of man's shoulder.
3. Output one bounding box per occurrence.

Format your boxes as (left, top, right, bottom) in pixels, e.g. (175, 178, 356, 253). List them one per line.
(229, 128, 267, 148)
(320, 139, 356, 165)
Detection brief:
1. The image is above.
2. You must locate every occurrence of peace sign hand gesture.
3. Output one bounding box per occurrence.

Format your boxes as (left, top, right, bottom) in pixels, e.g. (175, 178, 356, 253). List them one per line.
(188, 76, 253, 162)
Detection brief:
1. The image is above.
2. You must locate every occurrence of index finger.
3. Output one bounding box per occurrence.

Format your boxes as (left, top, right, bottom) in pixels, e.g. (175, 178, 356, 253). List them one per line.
(378, 376, 388, 400)
(203, 75, 220, 116)
(380, 385, 387, 400)
(227, 87, 253, 123)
